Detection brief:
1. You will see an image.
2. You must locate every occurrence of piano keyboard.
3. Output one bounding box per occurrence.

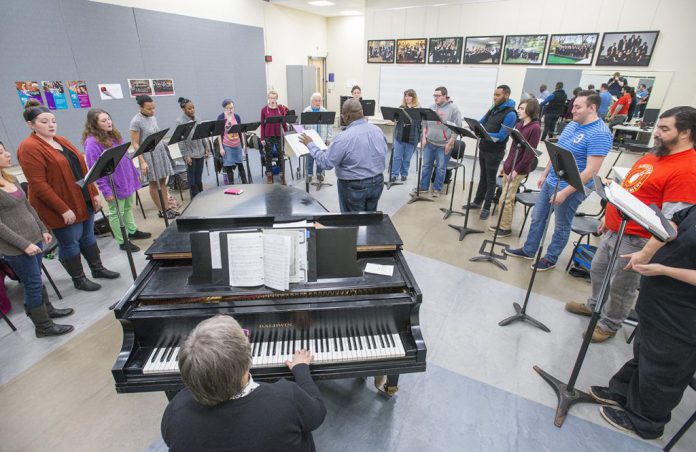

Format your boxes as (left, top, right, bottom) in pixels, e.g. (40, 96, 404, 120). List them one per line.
(143, 324, 405, 375)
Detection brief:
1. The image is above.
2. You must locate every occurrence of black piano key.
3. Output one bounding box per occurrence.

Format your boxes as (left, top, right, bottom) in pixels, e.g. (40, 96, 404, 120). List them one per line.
(166, 343, 177, 361)
(350, 325, 358, 350)
(269, 330, 276, 356)
(150, 346, 161, 363)
(313, 328, 318, 352)
(368, 325, 377, 349)
(337, 326, 344, 351)
(281, 329, 287, 356)
(385, 324, 396, 347)
(375, 325, 385, 348)
(345, 326, 353, 351)
(332, 326, 339, 351)
(319, 327, 325, 353)
(353, 325, 363, 350)
(291, 329, 296, 354)
(323, 327, 329, 352)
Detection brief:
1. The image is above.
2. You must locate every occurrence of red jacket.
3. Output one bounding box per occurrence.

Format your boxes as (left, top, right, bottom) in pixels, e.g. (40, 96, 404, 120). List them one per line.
(17, 134, 99, 229)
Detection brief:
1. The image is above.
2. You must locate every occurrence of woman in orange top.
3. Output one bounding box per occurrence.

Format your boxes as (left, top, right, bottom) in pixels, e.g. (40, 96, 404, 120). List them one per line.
(17, 100, 119, 291)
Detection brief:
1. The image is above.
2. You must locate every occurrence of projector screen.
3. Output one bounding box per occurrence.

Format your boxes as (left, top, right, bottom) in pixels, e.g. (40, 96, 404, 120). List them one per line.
(378, 66, 499, 120)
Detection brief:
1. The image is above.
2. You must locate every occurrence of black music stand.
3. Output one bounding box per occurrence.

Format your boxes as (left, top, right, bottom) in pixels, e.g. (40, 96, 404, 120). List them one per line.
(447, 117, 494, 240)
(264, 115, 297, 182)
(499, 140, 583, 333)
(229, 121, 262, 185)
(360, 99, 376, 117)
(300, 111, 335, 192)
(167, 121, 196, 146)
(471, 125, 542, 270)
(380, 106, 410, 190)
(79, 142, 137, 280)
(406, 108, 441, 204)
(192, 120, 226, 186)
(440, 123, 474, 219)
(131, 128, 170, 227)
(534, 175, 677, 427)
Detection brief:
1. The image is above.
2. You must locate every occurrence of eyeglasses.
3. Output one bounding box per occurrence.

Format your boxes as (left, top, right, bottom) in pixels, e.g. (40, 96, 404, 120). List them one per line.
(433, 94, 443, 98)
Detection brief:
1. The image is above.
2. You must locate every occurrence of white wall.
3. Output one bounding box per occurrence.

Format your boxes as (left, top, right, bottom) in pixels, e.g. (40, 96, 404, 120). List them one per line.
(326, 15, 365, 113)
(91, 0, 328, 106)
(358, 0, 696, 113)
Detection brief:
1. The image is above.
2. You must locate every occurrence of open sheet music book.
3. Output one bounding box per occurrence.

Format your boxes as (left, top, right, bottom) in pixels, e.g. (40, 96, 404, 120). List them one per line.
(601, 180, 675, 241)
(218, 228, 308, 291)
(284, 129, 327, 157)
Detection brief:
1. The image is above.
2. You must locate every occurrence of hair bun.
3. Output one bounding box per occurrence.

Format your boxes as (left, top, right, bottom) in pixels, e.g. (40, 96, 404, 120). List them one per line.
(24, 98, 42, 110)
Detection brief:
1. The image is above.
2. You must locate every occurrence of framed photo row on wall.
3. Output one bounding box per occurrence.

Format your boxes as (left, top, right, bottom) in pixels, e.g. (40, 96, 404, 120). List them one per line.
(366, 31, 658, 67)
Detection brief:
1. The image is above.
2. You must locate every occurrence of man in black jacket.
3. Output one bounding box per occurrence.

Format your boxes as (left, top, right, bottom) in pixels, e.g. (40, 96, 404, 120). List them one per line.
(539, 82, 568, 140)
(161, 315, 326, 452)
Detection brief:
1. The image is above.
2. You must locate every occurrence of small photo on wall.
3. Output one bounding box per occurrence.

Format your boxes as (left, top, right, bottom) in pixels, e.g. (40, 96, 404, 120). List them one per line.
(546, 34, 599, 65)
(502, 35, 547, 65)
(128, 79, 153, 97)
(596, 31, 659, 67)
(427, 37, 463, 64)
(15, 81, 44, 106)
(98, 83, 124, 100)
(463, 36, 503, 64)
(66, 80, 91, 108)
(41, 81, 69, 110)
(367, 40, 395, 63)
(396, 39, 427, 64)
(152, 79, 175, 96)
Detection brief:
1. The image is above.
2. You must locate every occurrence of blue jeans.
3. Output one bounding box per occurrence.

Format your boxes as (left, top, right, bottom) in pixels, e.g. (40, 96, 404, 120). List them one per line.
(306, 154, 323, 176)
(3, 243, 44, 310)
(186, 157, 204, 198)
(419, 143, 449, 191)
(522, 181, 586, 264)
(391, 140, 416, 178)
(337, 175, 384, 212)
(52, 207, 97, 260)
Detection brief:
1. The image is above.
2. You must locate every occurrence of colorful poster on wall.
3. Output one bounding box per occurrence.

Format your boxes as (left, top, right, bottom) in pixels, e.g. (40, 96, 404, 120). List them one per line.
(128, 79, 153, 97)
(152, 78, 175, 96)
(97, 83, 124, 100)
(66, 80, 91, 108)
(15, 81, 44, 106)
(41, 81, 69, 110)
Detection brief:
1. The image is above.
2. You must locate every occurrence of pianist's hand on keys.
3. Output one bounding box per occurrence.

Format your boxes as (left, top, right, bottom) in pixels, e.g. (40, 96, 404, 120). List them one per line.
(286, 349, 314, 369)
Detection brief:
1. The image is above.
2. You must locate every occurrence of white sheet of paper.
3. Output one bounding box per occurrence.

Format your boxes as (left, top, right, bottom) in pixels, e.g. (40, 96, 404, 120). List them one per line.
(606, 182, 668, 239)
(227, 233, 264, 287)
(210, 231, 222, 269)
(264, 229, 308, 283)
(284, 129, 327, 157)
(263, 234, 291, 291)
(364, 263, 394, 277)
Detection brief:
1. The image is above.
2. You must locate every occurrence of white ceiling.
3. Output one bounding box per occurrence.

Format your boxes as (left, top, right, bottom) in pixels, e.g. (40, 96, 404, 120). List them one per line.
(269, 0, 365, 17)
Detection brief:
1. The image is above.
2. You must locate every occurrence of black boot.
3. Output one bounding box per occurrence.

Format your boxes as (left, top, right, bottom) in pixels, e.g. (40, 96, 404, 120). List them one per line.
(26, 305, 74, 337)
(81, 243, 120, 279)
(238, 164, 248, 184)
(61, 255, 101, 291)
(41, 286, 74, 318)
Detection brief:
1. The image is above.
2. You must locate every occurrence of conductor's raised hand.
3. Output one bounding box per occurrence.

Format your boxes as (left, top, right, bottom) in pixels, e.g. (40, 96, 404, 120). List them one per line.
(299, 133, 312, 146)
(285, 349, 313, 370)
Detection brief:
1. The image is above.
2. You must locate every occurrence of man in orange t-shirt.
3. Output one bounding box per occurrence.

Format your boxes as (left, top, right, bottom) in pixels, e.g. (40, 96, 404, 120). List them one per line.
(566, 106, 696, 342)
(608, 86, 632, 121)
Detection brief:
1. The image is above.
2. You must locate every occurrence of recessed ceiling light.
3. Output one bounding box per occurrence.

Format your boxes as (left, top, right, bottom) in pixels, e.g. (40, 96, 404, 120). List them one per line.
(340, 10, 362, 15)
(308, 1, 335, 6)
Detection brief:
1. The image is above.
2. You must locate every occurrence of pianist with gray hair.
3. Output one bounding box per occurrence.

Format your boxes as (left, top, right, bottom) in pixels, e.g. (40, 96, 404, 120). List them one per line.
(161, 315, 327, 452)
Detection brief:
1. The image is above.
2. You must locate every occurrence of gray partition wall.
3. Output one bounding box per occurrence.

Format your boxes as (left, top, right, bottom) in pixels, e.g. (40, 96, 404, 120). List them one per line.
(0, 0, 267, 158)
(521, 68, 583, 100)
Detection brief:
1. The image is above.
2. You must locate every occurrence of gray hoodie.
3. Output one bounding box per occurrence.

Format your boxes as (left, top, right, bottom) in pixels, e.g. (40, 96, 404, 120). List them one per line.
(425, 100, 462, 146)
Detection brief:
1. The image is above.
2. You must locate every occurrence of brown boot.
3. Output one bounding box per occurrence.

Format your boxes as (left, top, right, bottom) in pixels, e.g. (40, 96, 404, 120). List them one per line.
(280, 173, 286, 186)
(266, 172, 273, 184)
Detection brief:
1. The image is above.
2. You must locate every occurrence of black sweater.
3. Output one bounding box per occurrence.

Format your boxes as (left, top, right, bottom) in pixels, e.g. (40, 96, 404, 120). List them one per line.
(161, 364, 326, 452)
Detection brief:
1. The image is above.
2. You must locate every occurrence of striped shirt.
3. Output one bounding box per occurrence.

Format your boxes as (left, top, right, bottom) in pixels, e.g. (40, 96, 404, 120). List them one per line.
(547, 118, 612, 189)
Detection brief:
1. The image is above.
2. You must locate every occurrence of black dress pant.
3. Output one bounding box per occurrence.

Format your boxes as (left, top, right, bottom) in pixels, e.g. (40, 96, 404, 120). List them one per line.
(542, 114, 560, 140)
(474, 150, 504, 210)
(608, 320, 696, 439)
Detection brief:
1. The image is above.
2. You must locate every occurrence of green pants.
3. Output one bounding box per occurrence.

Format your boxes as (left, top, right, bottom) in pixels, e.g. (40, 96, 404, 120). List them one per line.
(108, 195, 138, 244)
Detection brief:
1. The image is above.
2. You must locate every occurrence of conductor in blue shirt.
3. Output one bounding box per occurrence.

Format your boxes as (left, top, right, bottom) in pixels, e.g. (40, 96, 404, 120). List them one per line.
(300, 99, 388, 212)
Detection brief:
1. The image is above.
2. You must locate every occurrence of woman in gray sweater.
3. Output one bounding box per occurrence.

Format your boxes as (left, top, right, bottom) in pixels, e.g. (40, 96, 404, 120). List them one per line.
(0, 141, 74, 337)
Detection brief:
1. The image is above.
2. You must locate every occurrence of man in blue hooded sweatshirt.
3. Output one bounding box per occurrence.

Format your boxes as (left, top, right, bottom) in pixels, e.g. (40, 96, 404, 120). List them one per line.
(465, 85, 517, 220)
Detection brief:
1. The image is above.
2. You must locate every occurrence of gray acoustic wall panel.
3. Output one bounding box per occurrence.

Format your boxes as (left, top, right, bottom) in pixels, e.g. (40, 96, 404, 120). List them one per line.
(0, 0, 267, 159)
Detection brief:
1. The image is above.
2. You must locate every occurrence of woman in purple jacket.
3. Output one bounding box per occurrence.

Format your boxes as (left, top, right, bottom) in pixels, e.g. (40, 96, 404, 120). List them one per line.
(83, 109, 151, 252)
(491, 98, 541, 237)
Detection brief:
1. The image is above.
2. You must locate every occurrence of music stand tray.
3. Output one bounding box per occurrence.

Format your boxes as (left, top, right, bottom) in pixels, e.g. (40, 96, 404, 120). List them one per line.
(406, 108, 442, 204)
(168, 121, 196, 146)
(192, 120, 226, 141)
(440, 123, 474, 219)
(79, 142, 138, 280)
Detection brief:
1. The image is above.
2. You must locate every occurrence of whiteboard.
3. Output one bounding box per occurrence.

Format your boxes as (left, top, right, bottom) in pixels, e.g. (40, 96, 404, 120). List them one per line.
(379, 66, 499, 120)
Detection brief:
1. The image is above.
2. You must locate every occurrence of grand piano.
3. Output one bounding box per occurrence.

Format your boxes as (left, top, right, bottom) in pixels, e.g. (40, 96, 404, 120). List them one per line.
(112, 185, 426, 398)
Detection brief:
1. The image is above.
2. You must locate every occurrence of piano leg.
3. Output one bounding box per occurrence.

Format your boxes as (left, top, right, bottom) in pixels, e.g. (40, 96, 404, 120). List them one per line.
(375, 374, 400, 397)
(165, 390, 180, 401)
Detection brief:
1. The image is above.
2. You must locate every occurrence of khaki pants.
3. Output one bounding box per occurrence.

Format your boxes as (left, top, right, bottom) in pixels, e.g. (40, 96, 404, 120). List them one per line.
(498, 173, 526, 230)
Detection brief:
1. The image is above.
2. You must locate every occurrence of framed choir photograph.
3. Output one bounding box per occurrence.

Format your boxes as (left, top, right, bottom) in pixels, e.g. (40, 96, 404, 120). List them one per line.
(463, 36, 503, 64)
(396, 39, 427, 64)
(367, 40, 395, 64)
(596, 31, 659, 67)
(427, 37, 463, 64)
(502, 34, 547, 65)
(546, 33, 599, 65)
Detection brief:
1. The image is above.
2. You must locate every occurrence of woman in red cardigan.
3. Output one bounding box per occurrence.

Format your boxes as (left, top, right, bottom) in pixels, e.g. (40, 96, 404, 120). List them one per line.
(17, 100, 119, 291)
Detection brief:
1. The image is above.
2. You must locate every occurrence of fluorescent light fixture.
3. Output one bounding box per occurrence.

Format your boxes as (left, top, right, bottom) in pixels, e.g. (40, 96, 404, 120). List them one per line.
(340, 10, 362, 15)
(308, 1, 335, 6)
